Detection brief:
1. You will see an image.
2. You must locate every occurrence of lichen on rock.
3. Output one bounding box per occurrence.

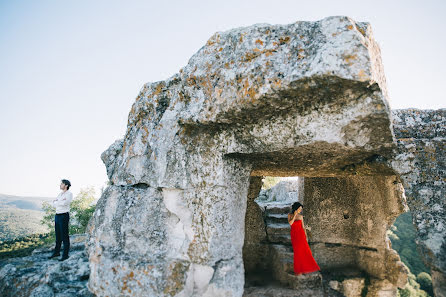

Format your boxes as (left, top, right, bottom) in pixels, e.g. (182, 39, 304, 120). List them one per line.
(85, 15, 444, 297)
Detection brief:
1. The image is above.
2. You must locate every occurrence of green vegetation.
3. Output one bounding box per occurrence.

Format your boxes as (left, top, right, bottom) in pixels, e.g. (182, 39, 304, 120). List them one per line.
(0, 193, 53, 241)
(416, 272, 434, 296)
(388, 212, 429, 275)
(0, 207, 49, 241)
(397, 272, 431, 297)
(389, 212, 433, 297)
(0, 233, 53, 260)
(261, 176, 282, 190)
(0, 187, 97, 260)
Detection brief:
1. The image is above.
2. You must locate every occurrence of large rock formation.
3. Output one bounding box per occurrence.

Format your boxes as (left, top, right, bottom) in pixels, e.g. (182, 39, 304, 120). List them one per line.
(391, 109, 446, 297)
(300, 176, 408, 296)
(86, 15, 444, 297)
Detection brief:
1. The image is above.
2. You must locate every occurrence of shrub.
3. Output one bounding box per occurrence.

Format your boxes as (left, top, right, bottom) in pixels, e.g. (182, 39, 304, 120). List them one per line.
(417, 272, 433, 296)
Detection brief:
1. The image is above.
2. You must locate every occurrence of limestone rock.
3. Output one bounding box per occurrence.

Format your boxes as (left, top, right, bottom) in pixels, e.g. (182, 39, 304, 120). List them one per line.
(88, 15, 401, 297)
(302, 176, 407, 284)
(0, 234, 92, 297)
(329, 278, 365, 297)
(256, 179, 299, 205)
(243, 177, 268, 273)
(390, 108, 446, 295)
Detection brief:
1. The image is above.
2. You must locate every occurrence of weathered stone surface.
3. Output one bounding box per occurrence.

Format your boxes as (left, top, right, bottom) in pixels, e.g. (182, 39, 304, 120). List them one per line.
(302, 176, 409, 293)
(89, 15, 401, 297)
(243, 176, 268, 273)
(390, 108, 446, 296)
(302, 177, 406, 269)
(0, 234, 92, 297)
(329, 277, 365, 297)
(243, 285, 324, 297)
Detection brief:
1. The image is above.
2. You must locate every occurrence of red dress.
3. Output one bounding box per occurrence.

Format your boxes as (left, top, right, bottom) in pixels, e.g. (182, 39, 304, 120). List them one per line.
(290, 219, 320, 274)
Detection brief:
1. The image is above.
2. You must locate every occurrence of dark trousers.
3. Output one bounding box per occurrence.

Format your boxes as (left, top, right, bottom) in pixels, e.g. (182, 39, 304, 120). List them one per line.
(54, 212, 70, 257)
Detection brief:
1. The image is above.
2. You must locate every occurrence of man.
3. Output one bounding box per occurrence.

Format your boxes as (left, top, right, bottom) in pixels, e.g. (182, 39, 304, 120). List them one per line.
(48, 179, 73, 261)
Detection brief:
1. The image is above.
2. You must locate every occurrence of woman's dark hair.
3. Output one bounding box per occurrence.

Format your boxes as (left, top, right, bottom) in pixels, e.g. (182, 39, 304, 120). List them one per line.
(61, 179, 71, 190)
(291, 202, 303, 214)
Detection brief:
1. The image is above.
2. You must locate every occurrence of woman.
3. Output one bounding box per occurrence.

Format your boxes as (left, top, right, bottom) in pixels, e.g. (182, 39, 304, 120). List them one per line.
(287, 202, 320, 275)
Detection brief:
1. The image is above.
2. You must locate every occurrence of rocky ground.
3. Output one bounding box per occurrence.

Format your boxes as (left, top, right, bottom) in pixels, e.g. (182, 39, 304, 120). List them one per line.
(0, 232, 405, 297)
(0, 234, 93, 297)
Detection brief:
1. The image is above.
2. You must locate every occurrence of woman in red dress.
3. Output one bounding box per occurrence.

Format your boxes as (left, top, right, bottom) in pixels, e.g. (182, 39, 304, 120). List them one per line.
(287, 202, 320, 275)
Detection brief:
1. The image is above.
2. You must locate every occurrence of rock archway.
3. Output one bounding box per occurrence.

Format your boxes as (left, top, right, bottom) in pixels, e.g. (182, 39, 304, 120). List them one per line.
(86, 16, 445, 297)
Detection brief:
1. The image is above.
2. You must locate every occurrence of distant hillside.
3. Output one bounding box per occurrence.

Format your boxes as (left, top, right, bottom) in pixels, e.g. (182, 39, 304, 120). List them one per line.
(0, 193, 53, 241)
(0, 193, 53, 211)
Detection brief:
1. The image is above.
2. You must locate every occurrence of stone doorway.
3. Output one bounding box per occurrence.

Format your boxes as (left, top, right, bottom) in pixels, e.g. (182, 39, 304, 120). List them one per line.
(87, 17, 445, 297)
(243, 174, 408, 296)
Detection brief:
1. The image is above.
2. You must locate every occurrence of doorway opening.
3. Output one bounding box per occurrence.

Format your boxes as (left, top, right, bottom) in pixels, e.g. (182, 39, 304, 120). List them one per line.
(243, 174, 408, 295)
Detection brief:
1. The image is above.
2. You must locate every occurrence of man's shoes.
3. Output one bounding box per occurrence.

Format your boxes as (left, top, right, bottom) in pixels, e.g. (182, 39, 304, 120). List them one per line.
(48, 253, 60, 259)
(58, 256, 69, 261)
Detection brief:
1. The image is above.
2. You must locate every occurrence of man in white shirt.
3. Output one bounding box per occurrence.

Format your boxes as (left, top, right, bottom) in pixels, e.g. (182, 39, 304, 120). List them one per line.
(48, 179, 73, 261)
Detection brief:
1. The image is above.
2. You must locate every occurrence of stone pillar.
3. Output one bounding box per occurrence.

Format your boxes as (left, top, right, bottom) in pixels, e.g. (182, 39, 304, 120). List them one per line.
(243, 176, 269, 273)
(302, 176, 408, 294)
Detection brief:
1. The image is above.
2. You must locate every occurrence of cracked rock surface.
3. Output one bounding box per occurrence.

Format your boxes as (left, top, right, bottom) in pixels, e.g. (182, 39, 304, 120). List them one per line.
(391, 108, 446, 297)
(87, 15, 398, 297)
(0, 234, 92, 297)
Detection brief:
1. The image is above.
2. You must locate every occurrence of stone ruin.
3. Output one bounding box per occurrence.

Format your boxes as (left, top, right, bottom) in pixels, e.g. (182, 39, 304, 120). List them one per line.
(86, 16, 445, 296)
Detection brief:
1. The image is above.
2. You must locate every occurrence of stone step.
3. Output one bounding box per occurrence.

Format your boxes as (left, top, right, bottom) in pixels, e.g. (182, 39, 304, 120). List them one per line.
(285, 271, 323, 290)
(265, 213, 289, 224)
(271, 244, 294, 273)
(277, 257, 294, 275)
(268, 233, 292, 245)
(265, 205, 291, 215)
(243, 285, 324, 297)
(270, 244, 324, 291)
(278, 250, 293, 262)
(266, 223, 291, 238)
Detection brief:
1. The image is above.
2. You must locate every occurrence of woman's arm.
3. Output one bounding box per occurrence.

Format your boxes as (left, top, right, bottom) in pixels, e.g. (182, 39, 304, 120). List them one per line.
(288, 212, 299, 225)
(302, 218, 308, 239)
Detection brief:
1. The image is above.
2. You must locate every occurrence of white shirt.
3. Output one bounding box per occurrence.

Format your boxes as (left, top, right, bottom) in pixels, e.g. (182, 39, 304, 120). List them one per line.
(52, 190, 73, 214)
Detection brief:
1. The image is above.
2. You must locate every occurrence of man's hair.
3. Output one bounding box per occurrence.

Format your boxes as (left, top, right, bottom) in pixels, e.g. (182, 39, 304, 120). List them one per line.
(61, 179, 71, 190)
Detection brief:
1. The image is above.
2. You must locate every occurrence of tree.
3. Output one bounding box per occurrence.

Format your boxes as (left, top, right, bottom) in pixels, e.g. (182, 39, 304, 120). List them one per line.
(41, 202, 56, 236)
(41, 186, 97, 236)
(70, 186, 97, 234)
(417, 272, 433, 296)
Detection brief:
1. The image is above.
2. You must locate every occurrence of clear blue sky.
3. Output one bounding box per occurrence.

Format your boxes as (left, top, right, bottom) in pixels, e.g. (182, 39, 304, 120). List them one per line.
(0, 0, 444, 198)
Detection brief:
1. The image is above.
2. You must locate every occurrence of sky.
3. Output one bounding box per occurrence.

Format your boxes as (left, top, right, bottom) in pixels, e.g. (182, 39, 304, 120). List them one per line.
(0, 0, 445, 198)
